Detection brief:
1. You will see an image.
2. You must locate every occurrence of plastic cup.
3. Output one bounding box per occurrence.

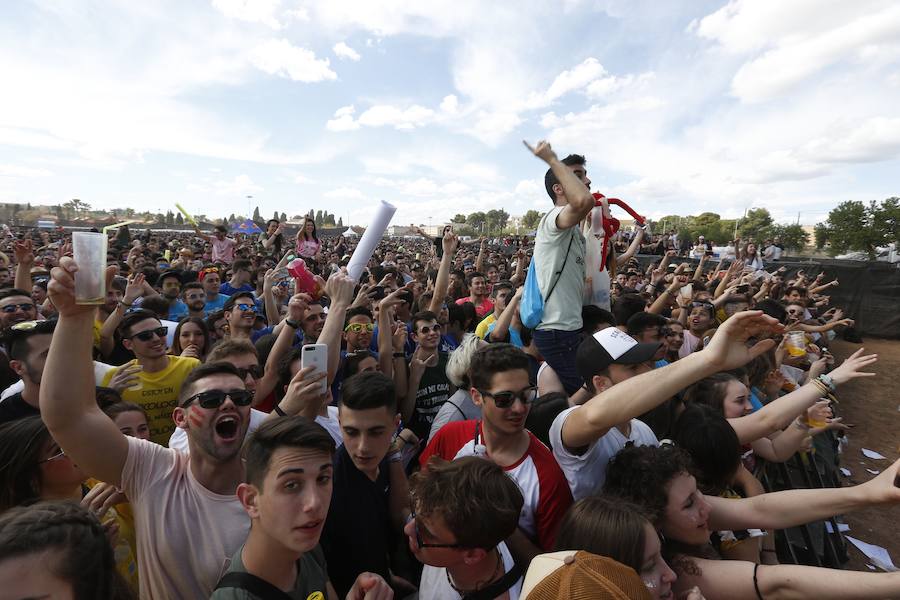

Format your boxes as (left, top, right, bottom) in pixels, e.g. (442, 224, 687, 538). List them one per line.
(785, 331, 807, 358)
(72, 232, 108, 305)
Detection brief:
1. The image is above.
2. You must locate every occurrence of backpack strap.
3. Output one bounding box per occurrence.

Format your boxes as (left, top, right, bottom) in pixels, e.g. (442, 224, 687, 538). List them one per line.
(543, 230, 575, 303)
(214, 572, 295, 600)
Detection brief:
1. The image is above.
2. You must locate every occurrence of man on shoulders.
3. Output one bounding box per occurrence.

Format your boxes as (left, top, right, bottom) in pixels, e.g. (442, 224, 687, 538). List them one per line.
(525, 140, 595, 396)
(220, 259, 255, 296)
(195, 224, 237, 265)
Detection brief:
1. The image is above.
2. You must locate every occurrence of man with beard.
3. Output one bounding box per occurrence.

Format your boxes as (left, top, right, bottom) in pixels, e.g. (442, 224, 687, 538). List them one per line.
(40, 257, 328, 599)
(100, 309, 201, 445)
(455, 272, 494, 320)
(223, 291, 258, 342)
(0, 319, 55, 424)
(0, 288, 38, 329)
(181, 282, 208, 318)
(157, 270, 188, 321)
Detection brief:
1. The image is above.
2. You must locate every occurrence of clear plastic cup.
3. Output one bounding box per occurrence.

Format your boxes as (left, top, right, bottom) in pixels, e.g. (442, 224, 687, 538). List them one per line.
(72, 232, 108, 305)
(785, 331, 807, 358)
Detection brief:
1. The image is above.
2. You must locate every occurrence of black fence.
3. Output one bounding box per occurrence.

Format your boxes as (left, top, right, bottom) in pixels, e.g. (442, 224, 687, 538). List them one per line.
(630, 255, 900, 339)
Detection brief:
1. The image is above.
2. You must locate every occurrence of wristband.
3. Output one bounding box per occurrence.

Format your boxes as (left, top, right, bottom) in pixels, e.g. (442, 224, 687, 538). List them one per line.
(119, 300, 133, 307)
(816, 374, 836, 393)
(284, 318, 300, 329)
(793, 418, 810, 431)
(393, 352, 405, 359)
(387, 450, 403, 463)
(273, 404, 287, 417)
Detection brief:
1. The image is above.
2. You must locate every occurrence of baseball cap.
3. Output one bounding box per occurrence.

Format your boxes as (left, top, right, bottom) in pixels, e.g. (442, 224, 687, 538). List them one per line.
(521, 551, 652, 600)
(575, 327, 659, 383)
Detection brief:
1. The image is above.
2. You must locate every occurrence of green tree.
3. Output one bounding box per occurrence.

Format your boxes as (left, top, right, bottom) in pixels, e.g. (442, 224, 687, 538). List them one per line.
(768, 223, 809, 252)
(54, 205, 64, 221)
(154, 212, 166, 225)
(338, 217, 343, 227)
(818, 200, 882, 258)
(874, 197, 899, 247)
(451, 213, 467, 224)
(737, 208, 773, 240)
(315, 210, 323, 227)
(175, 212, 184, 226)
(813, 223, 828, 249)
(521, 210, 544, 229)
(253, 206, 261, 222)
(280, 212, 287, 222)
(466, 211, 487, 232)
(323, 212, 336, 227)
(165, 210, 175, 226)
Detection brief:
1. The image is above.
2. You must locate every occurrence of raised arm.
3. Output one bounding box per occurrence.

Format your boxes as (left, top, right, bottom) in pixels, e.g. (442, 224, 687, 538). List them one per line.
(13, 239, 35, 291)
(475, 238, 487, 273)
(524, 140, 594, 231)
(99, 273, 144, 358)
(41, 258, 129, 487)
(428, 232, 458, 314)
(560, 311, 782, 450)
(192, 224, 212, 242)
(615, 226, 644, 266)
(489, 287, 522, 342)
(708, 456, 900, 532)
(318, 273, 356, 385)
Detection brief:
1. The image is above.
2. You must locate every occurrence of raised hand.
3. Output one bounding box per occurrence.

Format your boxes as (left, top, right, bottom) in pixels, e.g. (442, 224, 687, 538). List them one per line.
(324, 272, 356, 307)
(48, 257, 117, 318)
(701, 310, 782, 371)
(523, 139, 558, 164)
(81, 482, 128, 519)
(14, 239, 34, 265)
(107, 363, 142, 393)
(828, 348, 877, 385)
(279, 365, 328, 418)
(442, 230, 459, 256)
(123, 272, 145, 305)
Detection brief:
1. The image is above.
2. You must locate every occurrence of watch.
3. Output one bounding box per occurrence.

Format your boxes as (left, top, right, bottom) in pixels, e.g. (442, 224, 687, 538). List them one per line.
(284, 318, 300, 329)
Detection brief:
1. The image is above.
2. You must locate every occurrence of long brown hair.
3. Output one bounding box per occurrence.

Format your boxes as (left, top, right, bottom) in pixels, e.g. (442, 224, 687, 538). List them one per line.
(554, 496, 649, 573)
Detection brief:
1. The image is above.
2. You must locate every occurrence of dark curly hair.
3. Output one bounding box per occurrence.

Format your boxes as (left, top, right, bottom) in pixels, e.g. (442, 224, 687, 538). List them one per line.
(671, 404, 741, 495)
(0, 501, 135, 599)
(603, 444, 694, 526)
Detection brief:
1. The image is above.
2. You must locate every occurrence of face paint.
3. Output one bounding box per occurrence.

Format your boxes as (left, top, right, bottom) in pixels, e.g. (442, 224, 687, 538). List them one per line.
(188, 405, 205, 428)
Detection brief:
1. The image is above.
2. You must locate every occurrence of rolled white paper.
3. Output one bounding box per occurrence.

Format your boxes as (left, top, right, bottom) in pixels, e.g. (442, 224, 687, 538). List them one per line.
(347, 200, 396, 281)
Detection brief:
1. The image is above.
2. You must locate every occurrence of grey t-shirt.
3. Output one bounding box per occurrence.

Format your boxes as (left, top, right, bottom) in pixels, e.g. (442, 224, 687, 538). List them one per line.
(210, 544, 328, 600)
(534, 206, 586, 331)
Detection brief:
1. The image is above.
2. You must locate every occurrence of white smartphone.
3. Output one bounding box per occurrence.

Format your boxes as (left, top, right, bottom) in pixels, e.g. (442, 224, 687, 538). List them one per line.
(301, 343, 328, 395)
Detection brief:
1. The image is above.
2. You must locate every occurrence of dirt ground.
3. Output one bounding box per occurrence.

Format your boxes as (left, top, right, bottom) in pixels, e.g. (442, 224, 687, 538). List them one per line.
(826, 337, 900, 571)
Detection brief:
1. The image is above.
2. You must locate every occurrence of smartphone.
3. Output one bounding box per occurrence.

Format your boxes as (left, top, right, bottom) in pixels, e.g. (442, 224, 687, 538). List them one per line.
(301, 344, 328, 395)
(368, 285, 386, 300)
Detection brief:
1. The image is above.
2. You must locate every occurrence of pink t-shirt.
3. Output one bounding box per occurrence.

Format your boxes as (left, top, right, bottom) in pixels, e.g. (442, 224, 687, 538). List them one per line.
(211, 237, 236, 264)
(120, 437, 249, 600)
(296, 238, 321, 258)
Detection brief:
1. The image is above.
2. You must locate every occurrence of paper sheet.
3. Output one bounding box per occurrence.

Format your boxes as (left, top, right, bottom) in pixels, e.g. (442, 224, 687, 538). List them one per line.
(346, 200, 396, 281)
(862, 448, 887, 460)
(845, 536, 898, 572)
(825, 522, 850, 534)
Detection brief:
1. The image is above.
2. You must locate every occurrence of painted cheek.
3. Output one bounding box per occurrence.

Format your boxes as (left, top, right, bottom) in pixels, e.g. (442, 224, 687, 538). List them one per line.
(188, 406, 205, 428)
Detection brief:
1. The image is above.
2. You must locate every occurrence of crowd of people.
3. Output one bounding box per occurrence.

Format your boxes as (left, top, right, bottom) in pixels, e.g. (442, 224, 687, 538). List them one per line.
(0, 139, 897, 600)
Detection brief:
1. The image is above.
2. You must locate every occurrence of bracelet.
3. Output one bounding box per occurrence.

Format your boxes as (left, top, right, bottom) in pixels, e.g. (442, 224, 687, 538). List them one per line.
(793, 418, 810, 431)
(393, 352, 405, 358)
(810, 378, 829, 397)
(817, 374, 836, 393)
(119, 300, 133, 307)
(273, 404, 287, 417)
(284, 318, 300, 329)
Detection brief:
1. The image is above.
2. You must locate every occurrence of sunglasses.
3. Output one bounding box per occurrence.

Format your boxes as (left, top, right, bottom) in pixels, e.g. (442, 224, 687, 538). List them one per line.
(130, 326, 168, 342)
(477, 386, 538, 409)
(40, 447, 67, 464)
(409, 510, 463, 549)
(181, 388, 254, 409)
(1, 303, 35, 313)
(235, 365, 263, 380)
(185, 293, 206, 300)
(234, 303, 256, 312)
(416, 324, 441, 335)
(691, 301, 714, 309)
(345, 322, 375, 333)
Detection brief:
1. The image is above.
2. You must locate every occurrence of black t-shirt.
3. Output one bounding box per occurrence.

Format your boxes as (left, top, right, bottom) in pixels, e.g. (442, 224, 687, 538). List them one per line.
(321, 445, 392, 598)
(0, 392, 40, 425)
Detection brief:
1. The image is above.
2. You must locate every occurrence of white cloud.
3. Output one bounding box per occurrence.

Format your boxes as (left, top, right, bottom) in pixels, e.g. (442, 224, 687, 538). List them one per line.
(0, 164, 53, 178)
(440, 94, 459, 114)
(525, 58, 607, 108)
(327, 103, 436, 131)
(187, 174, 263, 196)
(250, 38, 337, 82)
(212, 0, 283, 29)
(324, 187, 367, 200)
(326, 105, 361, 131)
(333, 41, 361, 61)
(372, 177, 470, 197)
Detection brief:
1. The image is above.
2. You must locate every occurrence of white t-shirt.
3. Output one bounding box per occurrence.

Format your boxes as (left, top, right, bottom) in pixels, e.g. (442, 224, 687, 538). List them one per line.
(169, 406, 342, 452)
(120, 436, 249, 600)
(549, 407, 659, 500)
(419, 541, 521, 600)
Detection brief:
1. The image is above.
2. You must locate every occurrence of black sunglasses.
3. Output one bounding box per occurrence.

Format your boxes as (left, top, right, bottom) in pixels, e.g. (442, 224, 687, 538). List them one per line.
(1, 303, 35, 313)
(409, 510, 463, 549)
(130, 326, 168, 342)
(181, 388, 254, 409)
(477, 386, 538, 409)
(235, 365, 263, 380)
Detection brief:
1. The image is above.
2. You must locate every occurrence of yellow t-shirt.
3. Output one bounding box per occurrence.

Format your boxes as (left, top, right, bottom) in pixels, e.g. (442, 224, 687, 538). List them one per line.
(86, 478, 139, 592)
(101, 356, 200, 446)
(474, 313, 497, 340)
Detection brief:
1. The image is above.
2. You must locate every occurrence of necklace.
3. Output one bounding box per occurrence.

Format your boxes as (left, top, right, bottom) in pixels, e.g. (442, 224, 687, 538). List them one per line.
(445, 548, 503, 596)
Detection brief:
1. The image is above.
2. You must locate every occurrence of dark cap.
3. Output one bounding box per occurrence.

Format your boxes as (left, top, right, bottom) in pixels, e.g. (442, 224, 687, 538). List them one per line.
(576, 327, 659, 384)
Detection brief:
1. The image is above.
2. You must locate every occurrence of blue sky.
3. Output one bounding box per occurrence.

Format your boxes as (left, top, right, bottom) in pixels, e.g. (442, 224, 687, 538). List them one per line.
(1, 0, 898, 227)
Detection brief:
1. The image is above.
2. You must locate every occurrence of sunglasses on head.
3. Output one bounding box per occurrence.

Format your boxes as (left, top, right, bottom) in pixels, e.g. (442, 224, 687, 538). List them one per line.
(202, 267, 220, 274)
(130, 326, 168, 342)
(1, 303, 35, 313)
(478, 386, 538, 409)
(181, 388, 254, 409)
(345, 322, 375, 333)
